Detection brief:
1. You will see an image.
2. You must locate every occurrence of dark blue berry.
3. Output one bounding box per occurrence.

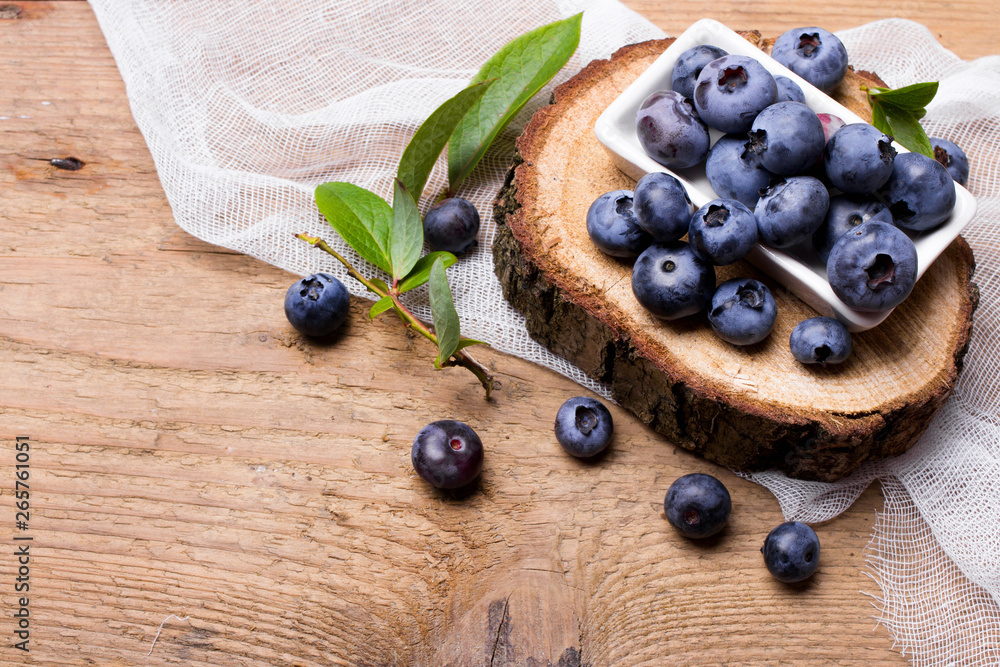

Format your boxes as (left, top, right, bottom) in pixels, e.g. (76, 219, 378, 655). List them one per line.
(705, 134, 776, 208)
(284, 273, 350, 337)
(693, 55, 777, 134)
(930, 136, 970, 186)
(586, 190, 652, 258)
(755, 176, 830, 248)
(423, 197, 480, 255)
(881, 152, 957, 231)
(789, 317, 852, 365)
(636, 90, 711, 169)
(633, 172, 693, 243)
(774, 75, 806, 103)
(411, 420, 484, 490)
(554, 397, 613, 458)
(823, 123, 896, 194)
(708, 278, 777, 346)
(770, 27, 848, 93)
(761, 521, 821, 582)
(688, 199, 758, 266)
(812, 194, 894, 263)
(670, 44, 729, 99)
(664, 473, 732, 539)
(632, 242, 716, 320)
(749, 101, 825, 175)
(826, 220, 917, 312)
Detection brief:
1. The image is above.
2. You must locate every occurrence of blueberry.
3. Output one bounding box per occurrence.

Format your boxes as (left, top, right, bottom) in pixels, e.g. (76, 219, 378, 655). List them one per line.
(586, 190, 653, 258)
(705, 134, 776, 208)
(664, 473, 732, 539)
(411, 420, 484, 490)
(812, 194, 894, 262)
(423, 197, 480, 255)
(755, 176, 830, 248)
(826, 220, 917, 312)
(632, 242, 716, 320)
(554, 397, 613, 458)
(688, 199, 758, 265)
(770, 27, 848, 92)
(761, 521, 821, 583)
(748, 101, 825, 175)
(693, 55, 777, 134)
(636, 90, 711, 169)
(707, 278, 777, 346)
(789, 316, 852, 365)
(823, 123, 896, 194)
(670, 44, 729, 99)
(774, 75, 806, 103)
(881, 152, 957, 232)
(930, 136, 970, 186)
(284, 273, 350, 337)
(816, 112, 847, 144)
(633, 172, 693, 243)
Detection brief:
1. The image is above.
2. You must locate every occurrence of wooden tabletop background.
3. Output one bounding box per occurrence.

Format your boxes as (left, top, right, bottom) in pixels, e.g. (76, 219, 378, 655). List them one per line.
(0, 1, 994, 665)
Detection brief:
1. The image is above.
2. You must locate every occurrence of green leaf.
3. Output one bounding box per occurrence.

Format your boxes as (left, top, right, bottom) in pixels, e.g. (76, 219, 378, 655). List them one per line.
(390, 179, 423, 281)
(447, 13, 582, 189)
(369, 296, 394, 320)
(397, 251, 458, 293)
(315, 182, 392, 274)
(455, 337, 488, 352)
(369, 277, 390, 295)
(428, 256, 460, 368)
(870, 101, 891, 137)
(397, 80, 496, 203)
(868, 81, 939, 111)
(878, 101, 935, 157)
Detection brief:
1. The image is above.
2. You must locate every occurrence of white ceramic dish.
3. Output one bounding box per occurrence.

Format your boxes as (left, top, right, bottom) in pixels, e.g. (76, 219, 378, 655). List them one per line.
(594, 18, 977, 331)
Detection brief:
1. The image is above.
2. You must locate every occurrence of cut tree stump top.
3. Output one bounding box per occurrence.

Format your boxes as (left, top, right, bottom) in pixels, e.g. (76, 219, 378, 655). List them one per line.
(0, 2, 993, 665)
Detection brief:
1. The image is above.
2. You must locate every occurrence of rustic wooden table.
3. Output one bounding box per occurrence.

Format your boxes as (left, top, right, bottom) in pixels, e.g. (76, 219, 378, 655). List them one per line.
(0, 1, 993, 665)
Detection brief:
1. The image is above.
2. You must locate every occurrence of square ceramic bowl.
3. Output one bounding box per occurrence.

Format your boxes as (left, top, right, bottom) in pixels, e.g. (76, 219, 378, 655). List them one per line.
(593, 18, 977, 331)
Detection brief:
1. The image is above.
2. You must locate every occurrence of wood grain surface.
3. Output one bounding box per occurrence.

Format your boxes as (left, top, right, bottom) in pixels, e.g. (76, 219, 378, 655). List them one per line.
(0, 2, 993, 665)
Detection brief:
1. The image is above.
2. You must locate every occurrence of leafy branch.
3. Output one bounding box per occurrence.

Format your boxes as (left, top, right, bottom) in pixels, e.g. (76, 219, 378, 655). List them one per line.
(864, 81, 939, 157)
(299, 14, 582, 398)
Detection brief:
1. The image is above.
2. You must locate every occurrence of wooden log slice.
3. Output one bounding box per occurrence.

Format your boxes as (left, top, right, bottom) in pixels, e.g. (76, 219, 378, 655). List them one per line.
(493, 36, 978, 482)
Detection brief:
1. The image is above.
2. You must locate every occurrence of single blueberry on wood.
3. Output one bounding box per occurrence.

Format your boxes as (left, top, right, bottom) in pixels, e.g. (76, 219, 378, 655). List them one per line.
(789, 317, 853, 365)
(411, 420, 484, 490)
(664, 473, 732, 539)
(761, 521, 821, 583)
(631, 241, 716, 320)
(554, 396, 613, 458)
(586, 189, 652, 258)
(708, 278, 777, 346)
(284, 273, 350, 337)
(633, 172, 693, 243)
(688, 198, 758, 266)
(423, 197, 480, 255)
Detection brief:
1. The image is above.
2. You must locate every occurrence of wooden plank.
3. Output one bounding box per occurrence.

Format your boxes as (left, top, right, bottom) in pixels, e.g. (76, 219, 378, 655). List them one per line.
(0, 2, 992, 664)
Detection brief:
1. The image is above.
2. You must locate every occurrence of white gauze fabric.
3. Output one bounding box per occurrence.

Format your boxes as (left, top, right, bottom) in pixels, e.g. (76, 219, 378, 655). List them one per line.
(88, 2, 1000, 663)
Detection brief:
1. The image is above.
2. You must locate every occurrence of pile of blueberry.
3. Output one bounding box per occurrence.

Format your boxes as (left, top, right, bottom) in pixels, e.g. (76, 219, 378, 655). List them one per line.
(589, 27, 970, 364)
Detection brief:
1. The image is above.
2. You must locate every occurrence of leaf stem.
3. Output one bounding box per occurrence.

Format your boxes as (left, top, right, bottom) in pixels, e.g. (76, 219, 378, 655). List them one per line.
(296, 233, 496, 399)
